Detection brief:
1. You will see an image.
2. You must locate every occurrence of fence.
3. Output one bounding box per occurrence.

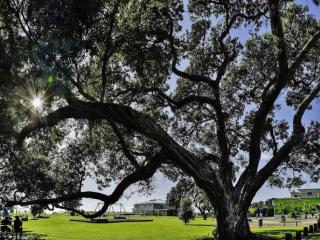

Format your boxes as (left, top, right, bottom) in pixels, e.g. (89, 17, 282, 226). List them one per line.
(283, 219, 320, 240)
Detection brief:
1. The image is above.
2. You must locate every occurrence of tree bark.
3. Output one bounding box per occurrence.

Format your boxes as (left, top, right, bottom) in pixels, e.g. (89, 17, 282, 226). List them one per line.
(213, 199, 276, 240)
(214, 204, 252, 240)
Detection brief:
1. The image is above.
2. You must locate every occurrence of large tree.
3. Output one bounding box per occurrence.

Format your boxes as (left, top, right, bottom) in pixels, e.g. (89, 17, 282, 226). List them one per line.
(1, 0, 320, 239)
(167, 178, 213, 219)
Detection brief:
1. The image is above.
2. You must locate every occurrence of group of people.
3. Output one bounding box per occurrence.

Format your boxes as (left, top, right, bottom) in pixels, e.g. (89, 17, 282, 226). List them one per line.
(1, 216, 22, 239)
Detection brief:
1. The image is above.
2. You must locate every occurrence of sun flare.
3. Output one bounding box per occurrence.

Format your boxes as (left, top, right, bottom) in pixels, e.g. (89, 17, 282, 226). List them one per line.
(31, 96, 43, 109)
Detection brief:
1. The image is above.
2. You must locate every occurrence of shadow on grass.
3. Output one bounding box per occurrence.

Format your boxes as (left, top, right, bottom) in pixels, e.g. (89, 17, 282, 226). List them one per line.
(254, 230, 297, 239)
(187, 223, 216, 227)
(194, 233, 280, 240)
(191, 230, 294, 240)
(193, 236, 214, 240)
(196, 238, 214, 240)
(23, 230, 48, 240)
(30, 216, 50, 221)
(70, 219, 153, 224)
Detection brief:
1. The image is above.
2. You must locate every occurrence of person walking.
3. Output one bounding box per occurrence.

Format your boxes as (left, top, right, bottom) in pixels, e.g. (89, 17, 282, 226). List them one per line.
(13, 216, 22, 240)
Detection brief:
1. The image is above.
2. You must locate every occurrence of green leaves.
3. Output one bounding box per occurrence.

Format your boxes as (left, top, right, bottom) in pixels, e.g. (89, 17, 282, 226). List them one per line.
(0, 0, 320, 224)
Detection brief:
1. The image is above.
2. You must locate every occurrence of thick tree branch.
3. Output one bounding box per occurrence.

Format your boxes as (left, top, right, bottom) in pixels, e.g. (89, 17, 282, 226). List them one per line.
(268, 0, 289, 73)
(241, 0, 308, 185)
(166, 8, 232, 182)
(216, 5, 267, 85)
(208, 7, 270, 178)
(5, 0, 33, 43)
(171, 63, 216, 88)
(118, 87, 217, 109)
(268, 121, 278, 156)
(101, 0, 121, 102)
(201, 153, 219, 163)
(246, 31, 320, 177)
(293, 83, 320, 134)
(170, 20, 231, 181)
(54, 203, 95, 219)
(289, 31, 320, 77)
(15, 101, 216, 192)
(6, 149, 166, 218)
(166, 95, 216, 109)
(237, 8, 320, 196)
(212, 89, 231, 182)
(6, 191, 106, 209)
(58, 64, 97, 102)
(239, 83, 320, 208)
(108, 120, 141, 169)
(166, 14, 217, 89)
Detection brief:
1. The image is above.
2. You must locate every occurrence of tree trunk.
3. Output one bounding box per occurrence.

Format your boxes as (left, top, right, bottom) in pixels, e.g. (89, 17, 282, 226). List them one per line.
(197, 207, 207, 220)
(214, 204, 275, 240)
(215, 206, 252, 240)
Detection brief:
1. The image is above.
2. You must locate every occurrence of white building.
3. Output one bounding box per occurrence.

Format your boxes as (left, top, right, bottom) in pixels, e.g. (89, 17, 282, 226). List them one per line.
(291, 189, 320, 198)
(132, 199, 176, 216)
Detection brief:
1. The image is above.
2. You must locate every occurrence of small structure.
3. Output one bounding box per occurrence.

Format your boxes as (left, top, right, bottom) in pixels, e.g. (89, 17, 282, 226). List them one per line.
(291, 191, 303, 198)
(94, 203, 129, 219)
(133, 199, 176, 216)
(291, 189, 320, 198)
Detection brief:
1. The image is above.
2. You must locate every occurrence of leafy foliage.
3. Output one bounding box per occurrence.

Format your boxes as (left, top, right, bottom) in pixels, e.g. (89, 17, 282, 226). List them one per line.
(0, 0, 319, 239)
(179, 198, 195, 224)
(30, 205, 45, 218)
(166, 178, 213, 219)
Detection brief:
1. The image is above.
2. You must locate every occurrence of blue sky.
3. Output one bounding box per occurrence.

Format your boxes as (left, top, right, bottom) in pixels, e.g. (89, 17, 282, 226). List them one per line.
(82, 1, 320, 212)
(300, 0, 320, 16)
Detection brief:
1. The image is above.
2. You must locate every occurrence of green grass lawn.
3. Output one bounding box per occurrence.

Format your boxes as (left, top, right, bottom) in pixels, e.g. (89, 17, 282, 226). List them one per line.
(20, 214, 302, 240)
(252, 226, 302, 239)
(23, 215, 215, 240)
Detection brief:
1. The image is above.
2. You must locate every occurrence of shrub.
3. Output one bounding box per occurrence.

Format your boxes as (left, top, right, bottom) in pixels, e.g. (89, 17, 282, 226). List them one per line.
(179, 198, 195, 224)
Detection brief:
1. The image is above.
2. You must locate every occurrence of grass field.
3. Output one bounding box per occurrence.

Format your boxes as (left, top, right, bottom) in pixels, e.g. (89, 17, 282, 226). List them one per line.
(19, 214, 305, 240)
(23, 215, 214, 240)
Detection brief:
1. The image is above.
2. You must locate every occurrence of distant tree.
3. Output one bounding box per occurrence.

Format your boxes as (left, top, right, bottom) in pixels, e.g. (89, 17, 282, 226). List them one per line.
(192, 186, 213, 220)
(166, 178, 193, 211)
(30, 205, 45, 218)
(167, 178, 212, 219)
(179, 198, 195, 225)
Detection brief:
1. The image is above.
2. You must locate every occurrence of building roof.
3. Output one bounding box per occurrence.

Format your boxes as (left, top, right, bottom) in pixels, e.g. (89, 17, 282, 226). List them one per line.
(298, 188, 320, 191)
(134, 199, 166, 205)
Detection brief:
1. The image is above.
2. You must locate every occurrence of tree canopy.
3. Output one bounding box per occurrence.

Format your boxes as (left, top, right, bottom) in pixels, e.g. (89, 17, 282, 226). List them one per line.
(166, 178, 213, 219)
(0, 0, 320, 239)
